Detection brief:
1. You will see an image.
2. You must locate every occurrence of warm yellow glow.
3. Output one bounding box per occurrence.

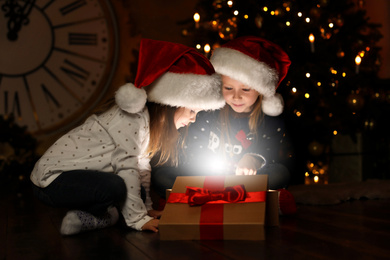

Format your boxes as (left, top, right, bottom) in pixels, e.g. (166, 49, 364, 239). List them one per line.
(309, 34, 315, 43)
(342, 72, 347, 77)
(286, 7, 290, 12)
(292, 87, 297, 93)
(263, 6, 268, 12)
(244, 14, 249, 19)
(329, 22, 334, 28)
(227, 0, 233, 7)
(270, 10, 275, 15)
(305, 93, 310, 98)
(204, 44, 211, 53)
(306, 73, 311, 78)
(196, 44, 201, 49)
(305, 172, 310, 177)
(331, 68, 337, 74)
(193, 13, 200, 23)
(234, 10, 239, 15)
(355, 55, 362, 65)
(305, 17, 310, 23)
(317, 82, 322, 87)
(298, 12, 302, 17)
(314, 176, 319, 183)
(333, 130, 338, 135)
(286, 21, 291, 26)
(359, 51, 365, 57)
(295, 111, 302, 117)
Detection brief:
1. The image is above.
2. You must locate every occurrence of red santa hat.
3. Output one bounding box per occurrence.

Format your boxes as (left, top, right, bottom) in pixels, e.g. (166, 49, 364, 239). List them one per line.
(210, 36, 291, 116)
(116, 39, 224, 113)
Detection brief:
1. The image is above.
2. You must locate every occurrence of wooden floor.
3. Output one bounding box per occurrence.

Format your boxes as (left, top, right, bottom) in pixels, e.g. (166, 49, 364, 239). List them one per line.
(1, 186, 390, 260)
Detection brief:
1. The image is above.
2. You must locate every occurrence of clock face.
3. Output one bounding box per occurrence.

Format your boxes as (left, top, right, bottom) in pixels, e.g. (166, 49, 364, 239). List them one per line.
(0, 0, 118, 134)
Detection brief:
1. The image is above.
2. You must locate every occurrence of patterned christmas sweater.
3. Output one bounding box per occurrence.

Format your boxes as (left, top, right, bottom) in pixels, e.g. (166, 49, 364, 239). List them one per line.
(180, 107, 287, 175)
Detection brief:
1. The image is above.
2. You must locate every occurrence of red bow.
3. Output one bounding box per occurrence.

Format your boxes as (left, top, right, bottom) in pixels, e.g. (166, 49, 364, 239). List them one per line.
(186, 185, 246, 206)
(235, 130, 252, 149)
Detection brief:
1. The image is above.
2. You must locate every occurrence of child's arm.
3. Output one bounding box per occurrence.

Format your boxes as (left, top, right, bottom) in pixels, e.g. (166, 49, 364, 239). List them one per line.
(235, 153, 265, 175)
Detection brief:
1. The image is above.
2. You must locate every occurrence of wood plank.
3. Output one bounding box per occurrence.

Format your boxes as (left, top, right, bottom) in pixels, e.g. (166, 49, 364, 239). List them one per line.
(2, 185, 390, 260)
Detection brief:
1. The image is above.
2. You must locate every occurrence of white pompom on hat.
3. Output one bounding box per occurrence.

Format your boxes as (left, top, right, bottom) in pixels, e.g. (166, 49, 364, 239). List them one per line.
(116, 39, 225, 113)
(210, 36, 291, 116)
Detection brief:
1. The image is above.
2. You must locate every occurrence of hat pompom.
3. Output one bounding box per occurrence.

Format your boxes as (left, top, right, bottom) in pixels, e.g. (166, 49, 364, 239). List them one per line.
(262, 93, 284, 116)
(115, 83, 147, 113)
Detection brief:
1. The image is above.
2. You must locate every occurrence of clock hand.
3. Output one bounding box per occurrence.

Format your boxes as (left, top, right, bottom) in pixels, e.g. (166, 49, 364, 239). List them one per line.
(1, 0, 36, 41)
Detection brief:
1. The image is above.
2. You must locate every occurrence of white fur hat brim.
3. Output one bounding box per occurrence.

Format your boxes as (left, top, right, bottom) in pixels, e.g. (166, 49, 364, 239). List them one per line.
(211, 47, 283, 116)
(145, 72, 225, 110)
(115, 83, 147, 113)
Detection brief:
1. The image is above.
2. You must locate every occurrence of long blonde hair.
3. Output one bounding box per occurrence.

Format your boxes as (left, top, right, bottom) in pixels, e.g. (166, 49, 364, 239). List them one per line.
(147, 102, 185, 166)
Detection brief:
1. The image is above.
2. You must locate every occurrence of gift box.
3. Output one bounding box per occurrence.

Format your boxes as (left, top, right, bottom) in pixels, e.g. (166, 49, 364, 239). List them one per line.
(159, 175, 269, 240)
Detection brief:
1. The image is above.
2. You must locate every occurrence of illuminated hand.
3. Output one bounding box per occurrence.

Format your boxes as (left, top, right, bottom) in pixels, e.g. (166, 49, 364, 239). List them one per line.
(141, 219, 159, 232)
(235, 154, 265, 175)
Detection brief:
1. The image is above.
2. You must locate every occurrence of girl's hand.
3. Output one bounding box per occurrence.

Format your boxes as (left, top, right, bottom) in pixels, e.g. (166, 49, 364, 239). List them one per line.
(141, 219, 159, 232)
(148, 209, 163, 219)
(235, 154, 264, 175)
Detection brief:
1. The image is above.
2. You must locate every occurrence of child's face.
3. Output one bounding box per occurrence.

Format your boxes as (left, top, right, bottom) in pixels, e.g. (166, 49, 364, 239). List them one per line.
(174, 107, 200, 129)
(222, 75, 259, 113)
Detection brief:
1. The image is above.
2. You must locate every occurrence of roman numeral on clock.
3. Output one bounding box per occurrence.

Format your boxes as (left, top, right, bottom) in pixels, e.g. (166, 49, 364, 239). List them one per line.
(69, 33, 98, 45)
(59, 0, 87, 15)
(60, 59, 90, 86)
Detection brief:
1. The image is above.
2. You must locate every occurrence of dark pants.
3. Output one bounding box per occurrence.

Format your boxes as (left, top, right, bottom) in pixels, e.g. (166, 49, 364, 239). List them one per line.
(32, 170, 127, 216)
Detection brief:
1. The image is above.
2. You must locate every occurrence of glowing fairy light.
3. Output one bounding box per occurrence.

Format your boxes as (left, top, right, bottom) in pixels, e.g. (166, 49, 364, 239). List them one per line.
(309, 34, 315, 53)
(355, 55, 362, 74)
(193, 13, 200, 28)
(204, 44, 211, 53)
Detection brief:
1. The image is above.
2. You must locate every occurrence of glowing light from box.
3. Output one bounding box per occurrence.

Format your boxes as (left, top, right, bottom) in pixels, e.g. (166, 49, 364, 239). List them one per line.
(333, 130, 338, 135)
(305, 93, 310, 98)
(244, 14, 249, 19)
(227, 0, 233, 7)
(263, 6, 268, 12)
(314, 176, 319, 183)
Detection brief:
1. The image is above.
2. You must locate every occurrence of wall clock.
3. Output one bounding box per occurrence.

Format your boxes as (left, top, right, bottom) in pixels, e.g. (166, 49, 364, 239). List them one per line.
(0, 0, 119, 135)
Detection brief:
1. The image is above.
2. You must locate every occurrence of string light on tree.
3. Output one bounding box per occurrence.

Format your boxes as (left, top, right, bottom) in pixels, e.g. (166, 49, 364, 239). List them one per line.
(309, 34, 315, 53)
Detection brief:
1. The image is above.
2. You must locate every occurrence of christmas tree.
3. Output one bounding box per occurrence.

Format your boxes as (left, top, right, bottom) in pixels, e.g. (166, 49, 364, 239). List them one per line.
(181, 0, 389, 184)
